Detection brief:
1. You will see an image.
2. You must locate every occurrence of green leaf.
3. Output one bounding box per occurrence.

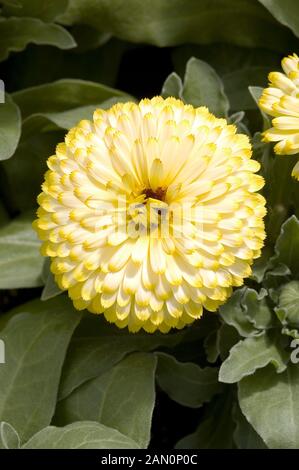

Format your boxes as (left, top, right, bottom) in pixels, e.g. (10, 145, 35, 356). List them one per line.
(58, 315, 186, 400)
(255, 130, 299, 240)
(172, 43, 281, 82)
(239, 365, 299, 449)
(219, 289, 258, 337)
(0, 95, 21, 161)
(281, 326, 299, 340)
(0, 18, 76, 62)
(242, 288, 273, 330)
(2, 130, 64, 212)
(0, 213, 44, 289)
(233, 406, 267, 449)
(270, 216, 299, 278)
(156, 353, 222, 408)
(223, 68, 270, 111)
(2, 0, 69, 22)
(23, 421, 139, 449)
(161, 72, 183, 99)
(55, 353, 156, 448)
(263, 264, 291, 297)
(182, 57, 229, 117)
(0, 422, 20, 449)
(227, 111, 245, 126)
(219, 332, 287, 384)
(204, 329, 220, 363)
(176, 392, 235, 449)
(258, 0, 299, 38)
(277, 281, 299, 327)
(22, 96, 134, 136)
(248, 86, 266, 106)
(0, 296, 82, 443)
(248, 86, 272, 128)
(12, 79, 129, 119)
(251, 246, 272, 283)
(203, 320, 239, 364)
(221, 286, 277, 338)
(71, 25, 112, 52)
(218, 324, 240, 361)
(22, 105, 100, 136)
(60, 0, 293, 51)
(41, 259, 63, 301)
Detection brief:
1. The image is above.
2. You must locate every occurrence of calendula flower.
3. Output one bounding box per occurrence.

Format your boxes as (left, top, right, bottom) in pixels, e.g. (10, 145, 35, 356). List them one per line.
(259, 53, 299, 180)
(34, 97, 266, 333)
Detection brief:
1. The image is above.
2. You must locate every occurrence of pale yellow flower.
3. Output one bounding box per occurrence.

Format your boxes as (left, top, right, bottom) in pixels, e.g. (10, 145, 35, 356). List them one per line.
(259, 53, 299, 179)
(34, 97, 266, 333)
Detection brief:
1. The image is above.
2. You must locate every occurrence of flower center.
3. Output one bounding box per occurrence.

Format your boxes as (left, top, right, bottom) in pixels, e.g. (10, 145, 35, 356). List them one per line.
(128, 187, 170, 238)
(143, 187, 167, 202)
